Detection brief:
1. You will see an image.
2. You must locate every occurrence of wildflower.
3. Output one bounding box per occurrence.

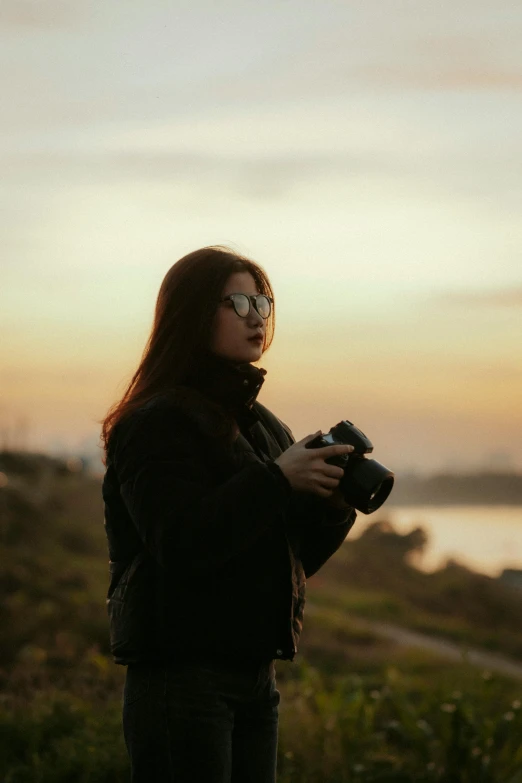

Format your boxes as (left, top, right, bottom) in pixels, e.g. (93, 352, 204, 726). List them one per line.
(503, 711, 515, 721)
(416, 719, 431, 733)
(471, 747, 482, 757)
(370, 690, 380, 700)
(284, 751, 294, 760)
(482, 670, 492, 680)
(451, 690, 462, 700)
(483, 755, 491, 765)
(512, 700, 521, 710)
(440, 703, 456, 713)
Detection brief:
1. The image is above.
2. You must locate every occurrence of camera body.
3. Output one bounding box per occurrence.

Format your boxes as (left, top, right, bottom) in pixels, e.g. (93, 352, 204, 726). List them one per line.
(306, 420, 394, 514)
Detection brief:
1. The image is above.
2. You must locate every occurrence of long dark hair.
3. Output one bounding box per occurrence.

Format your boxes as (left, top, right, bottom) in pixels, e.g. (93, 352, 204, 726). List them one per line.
(99, 245, 275, 465)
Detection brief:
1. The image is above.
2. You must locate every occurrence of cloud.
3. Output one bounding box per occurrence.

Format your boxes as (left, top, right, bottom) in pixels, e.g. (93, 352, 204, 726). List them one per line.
(352, 29, 522, 92)
(1, 0, 85, 29)
(349, 27, 522, 91)
(0, 147, 389, 199)
(357, 64, 522, 91)
(436, 287, 522, 308)
(259, 11, 522, 96)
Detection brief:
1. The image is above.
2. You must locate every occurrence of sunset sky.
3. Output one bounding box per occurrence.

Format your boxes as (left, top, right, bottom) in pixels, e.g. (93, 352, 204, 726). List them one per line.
(1, 0, 521, 474)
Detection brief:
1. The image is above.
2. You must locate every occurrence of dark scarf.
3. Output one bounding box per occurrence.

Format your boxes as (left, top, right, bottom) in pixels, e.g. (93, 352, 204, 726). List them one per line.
(183, 350, 284, 463)
(184, 349, 267, 419)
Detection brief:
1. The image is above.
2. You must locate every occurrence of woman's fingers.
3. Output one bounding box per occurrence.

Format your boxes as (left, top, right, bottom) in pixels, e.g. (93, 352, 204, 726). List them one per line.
(308, 443, 354, 459)
(314, 487, 333, 498)
(274, 433, 353, 497)
(315, 485, 333, 498)
(314, 474, 339, 489)
(310, 459, 344, 480)
(320, 464, 345, 480)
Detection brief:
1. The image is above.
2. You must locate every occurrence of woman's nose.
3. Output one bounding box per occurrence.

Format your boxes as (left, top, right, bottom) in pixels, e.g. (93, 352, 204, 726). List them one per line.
(248, 309, 263, 326)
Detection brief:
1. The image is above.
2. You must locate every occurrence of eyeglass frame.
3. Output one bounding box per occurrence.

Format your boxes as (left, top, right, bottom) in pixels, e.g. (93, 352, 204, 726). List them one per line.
(219, 293, 274, 319)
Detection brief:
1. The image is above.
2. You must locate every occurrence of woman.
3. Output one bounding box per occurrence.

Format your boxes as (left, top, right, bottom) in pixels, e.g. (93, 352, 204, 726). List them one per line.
(100, 245, 357, 783)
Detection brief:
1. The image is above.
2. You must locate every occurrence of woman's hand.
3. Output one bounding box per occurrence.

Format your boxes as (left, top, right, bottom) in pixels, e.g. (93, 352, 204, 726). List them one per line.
(325, 486, 353, 510)
(274, 432, 354, 499)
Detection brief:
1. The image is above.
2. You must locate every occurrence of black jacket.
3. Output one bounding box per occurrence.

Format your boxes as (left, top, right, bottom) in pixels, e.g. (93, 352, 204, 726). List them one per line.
(102, 353, 357, 666)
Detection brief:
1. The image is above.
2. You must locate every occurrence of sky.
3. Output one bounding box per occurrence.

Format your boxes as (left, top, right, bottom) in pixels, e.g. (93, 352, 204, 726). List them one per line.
(1, 0, 521, 474)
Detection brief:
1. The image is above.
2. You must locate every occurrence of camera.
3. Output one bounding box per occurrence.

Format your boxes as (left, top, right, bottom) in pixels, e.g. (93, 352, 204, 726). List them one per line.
(305, 420, 394, 514)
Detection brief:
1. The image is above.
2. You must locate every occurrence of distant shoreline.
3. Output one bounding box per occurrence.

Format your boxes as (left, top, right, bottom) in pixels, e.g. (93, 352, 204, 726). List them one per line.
(387, 500, 522, 507)
(388, 472, 522, 506)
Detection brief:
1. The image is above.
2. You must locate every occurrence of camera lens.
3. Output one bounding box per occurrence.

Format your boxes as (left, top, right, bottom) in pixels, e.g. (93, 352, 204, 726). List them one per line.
(369, 483, 382, 502)
(341, 461, 394, 514)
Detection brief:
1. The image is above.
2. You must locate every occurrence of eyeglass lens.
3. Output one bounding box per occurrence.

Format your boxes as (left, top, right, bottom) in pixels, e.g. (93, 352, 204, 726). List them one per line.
(232, 294, 271, 319)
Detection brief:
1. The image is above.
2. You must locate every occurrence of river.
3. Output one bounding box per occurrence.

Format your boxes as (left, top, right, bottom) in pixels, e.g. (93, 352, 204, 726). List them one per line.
(355, 505, 522, 577)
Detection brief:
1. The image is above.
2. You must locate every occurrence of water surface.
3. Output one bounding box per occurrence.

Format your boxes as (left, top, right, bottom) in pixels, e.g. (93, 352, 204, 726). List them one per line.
(355, 505, 522, 577)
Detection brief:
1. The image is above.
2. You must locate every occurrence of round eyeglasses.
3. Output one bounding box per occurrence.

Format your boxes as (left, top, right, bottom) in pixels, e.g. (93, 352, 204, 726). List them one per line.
(220, 293, 273, 319)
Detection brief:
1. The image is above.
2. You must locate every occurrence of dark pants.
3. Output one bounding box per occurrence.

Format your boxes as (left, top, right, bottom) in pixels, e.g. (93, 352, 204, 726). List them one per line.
(122, 658, 280, 783)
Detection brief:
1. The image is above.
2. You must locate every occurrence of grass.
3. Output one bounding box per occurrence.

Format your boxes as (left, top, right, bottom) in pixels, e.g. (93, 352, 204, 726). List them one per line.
(1, 453, 522, 781)
(1, 654, 521, 782)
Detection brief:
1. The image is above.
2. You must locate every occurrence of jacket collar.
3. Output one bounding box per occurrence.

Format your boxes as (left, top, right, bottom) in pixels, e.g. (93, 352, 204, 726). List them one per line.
(184, 349, 267, 414)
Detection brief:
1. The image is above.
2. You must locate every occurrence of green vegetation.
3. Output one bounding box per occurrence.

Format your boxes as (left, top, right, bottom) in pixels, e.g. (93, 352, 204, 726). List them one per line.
(1, 451, 522, 781)
(277, 658, 522, 782)
(310, 520, 522, 659)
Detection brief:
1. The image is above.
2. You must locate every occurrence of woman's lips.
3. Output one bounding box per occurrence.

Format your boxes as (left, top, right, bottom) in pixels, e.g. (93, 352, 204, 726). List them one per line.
(248, 335, 263, 343)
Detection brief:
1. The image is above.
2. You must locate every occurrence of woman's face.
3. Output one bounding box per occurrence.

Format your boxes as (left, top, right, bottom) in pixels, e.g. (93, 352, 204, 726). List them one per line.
(210, 271, 267, 364)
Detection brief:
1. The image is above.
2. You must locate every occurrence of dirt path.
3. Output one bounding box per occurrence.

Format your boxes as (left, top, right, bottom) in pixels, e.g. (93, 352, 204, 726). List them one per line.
(306, 602, 522, 681)
(364, 619, 522, 681)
